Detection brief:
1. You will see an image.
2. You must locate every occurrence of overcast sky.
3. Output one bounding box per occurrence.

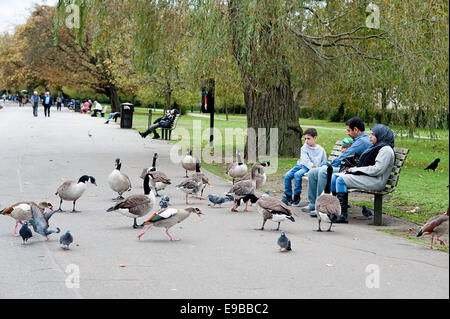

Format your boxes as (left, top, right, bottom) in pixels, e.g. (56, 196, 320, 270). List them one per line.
(0, 0, 58, 34)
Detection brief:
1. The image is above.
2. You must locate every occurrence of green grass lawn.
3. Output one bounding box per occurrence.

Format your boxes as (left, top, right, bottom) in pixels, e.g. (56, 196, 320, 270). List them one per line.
(125, 111, 449, 226)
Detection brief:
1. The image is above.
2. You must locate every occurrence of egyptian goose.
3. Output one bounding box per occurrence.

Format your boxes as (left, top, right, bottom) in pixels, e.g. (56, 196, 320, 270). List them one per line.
(143, 153, 172, 197)
(417, 207, 449, 249)
(137, 207, 203, 241)
(314, 164, 341, 232)
(226, 149, 248, 184)
(29, 203, 61, 240)
(227, 164, 259, 212)
(108, 158, 132, 200)
(238, 162, 270, 189)
(181, 148, 197, 178)
(255, 195, 295, 231)
(106, 173, 156, 228)
(1, 201, 54, 236)
(55, 175, 97, 212)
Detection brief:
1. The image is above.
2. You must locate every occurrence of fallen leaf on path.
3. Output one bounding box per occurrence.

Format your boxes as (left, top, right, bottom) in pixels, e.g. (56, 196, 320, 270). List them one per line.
(119, 264, 127, 268)
(24, 182, 30, 185)
(325, 264, 335, 267)
(353, 237, 359, 241)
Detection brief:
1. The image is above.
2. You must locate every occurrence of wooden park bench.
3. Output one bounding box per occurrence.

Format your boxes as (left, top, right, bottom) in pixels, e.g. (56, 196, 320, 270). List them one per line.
(158, 114, 180, 140)
(327, 140, 409, 226)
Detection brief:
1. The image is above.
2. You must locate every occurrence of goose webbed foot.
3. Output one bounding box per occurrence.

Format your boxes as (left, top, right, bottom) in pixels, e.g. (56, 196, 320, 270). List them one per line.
(113, 195, 125, 201)
(55, 208, 64, 213)
(133, 219, 143, 229)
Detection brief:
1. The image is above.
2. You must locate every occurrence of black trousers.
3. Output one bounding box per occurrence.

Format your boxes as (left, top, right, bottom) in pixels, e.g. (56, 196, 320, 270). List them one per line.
(44, 105, 51, 117)
(33, 102, 38, 117)
(57, 103, 62, 111)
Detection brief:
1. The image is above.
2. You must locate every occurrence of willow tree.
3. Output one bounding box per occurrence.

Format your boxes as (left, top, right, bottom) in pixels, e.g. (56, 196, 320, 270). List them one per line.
(185, 0, 392, 157)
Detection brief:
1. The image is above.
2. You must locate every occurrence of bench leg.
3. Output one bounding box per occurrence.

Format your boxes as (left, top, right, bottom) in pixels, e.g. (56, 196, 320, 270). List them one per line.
(373, 194, 383, 226)
(169, 130, 172, 140)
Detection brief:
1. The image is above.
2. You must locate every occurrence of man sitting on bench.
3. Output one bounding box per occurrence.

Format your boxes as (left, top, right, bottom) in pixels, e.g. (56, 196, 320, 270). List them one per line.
(139, 109, 179, 139)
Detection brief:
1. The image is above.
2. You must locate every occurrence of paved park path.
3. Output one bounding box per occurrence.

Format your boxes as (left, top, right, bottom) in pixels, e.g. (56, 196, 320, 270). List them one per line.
(0, 102, 448, 299)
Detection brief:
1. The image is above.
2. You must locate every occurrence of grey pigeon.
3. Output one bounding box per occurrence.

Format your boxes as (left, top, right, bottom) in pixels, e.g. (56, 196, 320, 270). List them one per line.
(29, 203, 60, 240)
(277, 232, 292, 252)
(362, 206, 373, 218)
(19, 221, 33, 245)
(208, 194, 234, 207)
(60, 230, 73, 250)
(159, 195, 170, 209)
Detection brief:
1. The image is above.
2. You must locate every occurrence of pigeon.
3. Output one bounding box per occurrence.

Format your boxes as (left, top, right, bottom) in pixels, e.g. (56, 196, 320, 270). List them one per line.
(362, 206, 373, 219)
(29, 203, 61, 240)
(424, 158, 440, 171)
(60, 230, 73, 250)
(277, 232, 292, 252)
(207, 194, 234, 208)
(19, 221, 33, 245)
(159, 195, 170, 209)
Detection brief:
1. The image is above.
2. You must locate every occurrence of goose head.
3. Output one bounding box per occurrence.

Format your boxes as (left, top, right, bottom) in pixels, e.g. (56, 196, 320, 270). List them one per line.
(78, 175, 97, 186)
(115, 158, 121, 170)
(38, 201, 54, 211)
(186, 207, 203, 217)
(143, 173, 155, 197)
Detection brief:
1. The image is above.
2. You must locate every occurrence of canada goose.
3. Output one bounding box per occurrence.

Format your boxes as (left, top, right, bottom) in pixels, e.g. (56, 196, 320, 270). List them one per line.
(315, 164, 341, 232)
(143, 153, 172, 197)
(1, 201, 54, 236)
(417, 207, 449, 249)
(108, 158, 132, 201)
(55, 175, 97, 212)
(29, 203, 61, 240)
(137, 207, 203, 241)
(106, 173, 156, 229)
(227, 164, 259, 212)
(226, 149, 248, 184)
(191, 160, 210, 197)
(238, 161, 270, 189)
(181, 148, 197, 178)
(255, 196, 295, 231)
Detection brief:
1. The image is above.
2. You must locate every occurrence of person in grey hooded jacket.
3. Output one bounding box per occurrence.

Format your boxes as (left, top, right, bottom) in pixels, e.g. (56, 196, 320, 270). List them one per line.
(330, 124, 395, 223)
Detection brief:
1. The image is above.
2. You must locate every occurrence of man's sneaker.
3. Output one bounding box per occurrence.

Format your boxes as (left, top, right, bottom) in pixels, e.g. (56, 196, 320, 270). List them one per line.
(301, 205, 312, 213)
(139, 132, 146, 138)
(309, 210, 317, 218)
(291, 194, 301, 207)
(282, 195, 293, 206)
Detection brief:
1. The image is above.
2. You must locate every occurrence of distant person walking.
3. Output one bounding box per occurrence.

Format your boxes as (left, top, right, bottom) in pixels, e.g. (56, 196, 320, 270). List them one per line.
(2, 94, 6, 104)
(32, 91, 39, 117)
(42, 91, 53, 117)
(56, 96, 62, 111)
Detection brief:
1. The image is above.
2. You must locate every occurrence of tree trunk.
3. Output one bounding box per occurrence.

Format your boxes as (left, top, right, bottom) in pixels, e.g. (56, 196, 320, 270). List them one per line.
(244, 69, 302, 159)
(105, 85, 120, 113)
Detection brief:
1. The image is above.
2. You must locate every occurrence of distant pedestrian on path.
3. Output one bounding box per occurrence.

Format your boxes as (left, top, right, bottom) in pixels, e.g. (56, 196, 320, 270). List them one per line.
(42, 91, 53, 117)
(2, 94, 6, 104)
(56, 96, 62, 111)
(32, 91, 39, 117)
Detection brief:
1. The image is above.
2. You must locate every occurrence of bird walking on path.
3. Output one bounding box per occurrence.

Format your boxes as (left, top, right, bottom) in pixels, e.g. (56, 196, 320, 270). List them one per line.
(55, 175, 97, 212)
(137, 207, 203, 241)
(255, 196, 295, 231)
(19, 221, 33, 245)
(29, 203, 61, 240)
(417, 207, 449, 249)
(1, 201, 54, 236)
(277, 232, 292, 252)
(106, 173, 156, 229)
(207, 194, 234, 208)
(108, 158, 132, 201)
(60, 230, 73, 250)
(315, 164, 341, 232)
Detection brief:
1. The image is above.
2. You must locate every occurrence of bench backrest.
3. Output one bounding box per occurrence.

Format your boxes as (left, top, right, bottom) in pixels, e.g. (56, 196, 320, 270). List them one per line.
(170, 114, 180, 130)
(330, 140, 409, 191)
